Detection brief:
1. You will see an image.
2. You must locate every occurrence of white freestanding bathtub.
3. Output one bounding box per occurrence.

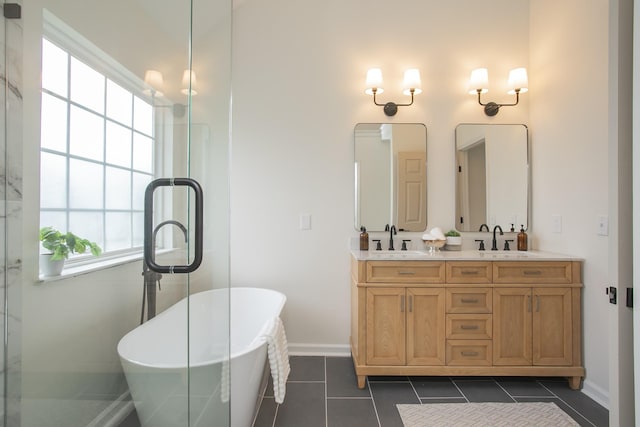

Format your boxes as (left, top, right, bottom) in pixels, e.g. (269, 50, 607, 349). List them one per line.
(117, 287, 286, 427)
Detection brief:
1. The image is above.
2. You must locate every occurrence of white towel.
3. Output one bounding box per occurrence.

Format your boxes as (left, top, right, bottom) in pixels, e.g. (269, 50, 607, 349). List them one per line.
(262, 317, 290, 404)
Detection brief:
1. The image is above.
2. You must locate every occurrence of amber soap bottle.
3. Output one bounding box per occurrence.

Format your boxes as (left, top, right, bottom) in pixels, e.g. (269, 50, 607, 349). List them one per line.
(359, 226, 369, 251)
(517, 225, 528, 251)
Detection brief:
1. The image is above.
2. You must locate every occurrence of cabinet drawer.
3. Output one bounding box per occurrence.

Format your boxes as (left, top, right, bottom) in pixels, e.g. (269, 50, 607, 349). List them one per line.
(446, 262, 492, 283)
(493, 262, 572, 284)
(366, 261, 445, 283)
(446, 288, 492, 313)
(446, 340, 492, 366)
(446, 314, 492, 340)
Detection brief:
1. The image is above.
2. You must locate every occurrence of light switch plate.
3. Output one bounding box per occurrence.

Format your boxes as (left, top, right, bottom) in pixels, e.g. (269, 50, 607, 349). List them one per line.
(597, 215, 609, 236)
(299, 213, 312, 230)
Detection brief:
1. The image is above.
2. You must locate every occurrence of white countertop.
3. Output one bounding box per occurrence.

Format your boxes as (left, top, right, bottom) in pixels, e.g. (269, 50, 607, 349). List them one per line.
(351, 249, 581, 262)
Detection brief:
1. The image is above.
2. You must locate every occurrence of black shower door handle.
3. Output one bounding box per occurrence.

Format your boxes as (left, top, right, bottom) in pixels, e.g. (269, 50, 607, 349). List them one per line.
(144, 178, 203, 274)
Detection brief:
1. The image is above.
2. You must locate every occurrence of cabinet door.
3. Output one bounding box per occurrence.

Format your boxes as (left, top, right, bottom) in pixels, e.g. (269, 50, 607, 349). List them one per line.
(366, 288, 406, 365)
(493, 288, 532, 365)
(407, 288, 446, 365)
(533, 288, 573, 365)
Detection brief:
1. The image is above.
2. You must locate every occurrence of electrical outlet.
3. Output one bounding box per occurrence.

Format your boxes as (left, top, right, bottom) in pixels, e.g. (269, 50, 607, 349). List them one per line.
(551, 215, 562, 233)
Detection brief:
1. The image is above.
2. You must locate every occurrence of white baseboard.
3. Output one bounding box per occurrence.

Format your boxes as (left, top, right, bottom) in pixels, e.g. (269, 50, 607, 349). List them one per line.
(581, 379, 609, 409)
(288, 343, 351, 357)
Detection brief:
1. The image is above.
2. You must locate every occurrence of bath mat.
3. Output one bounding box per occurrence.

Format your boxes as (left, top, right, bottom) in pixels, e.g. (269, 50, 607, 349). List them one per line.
(397, 402, 579, 427)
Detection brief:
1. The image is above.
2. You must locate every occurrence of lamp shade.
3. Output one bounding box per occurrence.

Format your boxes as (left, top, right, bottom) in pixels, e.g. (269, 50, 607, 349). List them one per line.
(507, 67, 528, 94)
(144, 70, 164, 96)
(181, 69, 198, 95)
(468, 68, 489, 94)
(365, 68, 384, 95)
(402, 69, 422, 95)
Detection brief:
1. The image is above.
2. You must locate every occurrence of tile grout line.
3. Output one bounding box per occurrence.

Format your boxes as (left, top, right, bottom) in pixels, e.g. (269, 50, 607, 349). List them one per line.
(493, 378, 517, 402)
(537, 381, 598, 427)
(366, 377, 382, 427)
(324, 356, 328, 427)
(408, 378, 422, 404)
(449, 377, 470, 403)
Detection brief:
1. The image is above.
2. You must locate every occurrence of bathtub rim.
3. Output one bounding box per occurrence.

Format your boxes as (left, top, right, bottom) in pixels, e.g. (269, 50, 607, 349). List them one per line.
(117, 286, 286, 369)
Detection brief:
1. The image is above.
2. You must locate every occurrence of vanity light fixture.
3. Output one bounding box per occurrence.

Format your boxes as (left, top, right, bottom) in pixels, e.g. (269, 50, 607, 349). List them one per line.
(181, 69, 198, 96)
(143, 70, 165, 97)
(365, 68, 422, 116)
(468, 67, 528, 116)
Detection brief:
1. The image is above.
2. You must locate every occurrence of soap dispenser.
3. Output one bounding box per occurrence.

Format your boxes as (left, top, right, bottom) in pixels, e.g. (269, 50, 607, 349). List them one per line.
(517, 225, 528, 251)
(359, 226, 369, 251)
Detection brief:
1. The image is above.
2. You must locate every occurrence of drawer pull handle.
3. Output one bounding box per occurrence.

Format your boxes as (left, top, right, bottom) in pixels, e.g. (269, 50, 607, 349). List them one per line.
(460, 325, 479, 330)
(398, 271, 415, 275)
(460, 298, 479, 303)
(460, 270, 479, 275)
(461, 351, 479, 357)
(523, 270, 542, 276)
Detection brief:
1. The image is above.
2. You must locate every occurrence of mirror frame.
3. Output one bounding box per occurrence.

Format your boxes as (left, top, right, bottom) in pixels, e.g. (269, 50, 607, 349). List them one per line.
(354, 123, 428, 232)
(454, 123, 530, 233)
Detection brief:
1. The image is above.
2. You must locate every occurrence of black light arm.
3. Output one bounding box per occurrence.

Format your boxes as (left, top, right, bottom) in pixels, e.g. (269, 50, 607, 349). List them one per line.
(371, 88, 415, 117)
(476, 89, 521, 116)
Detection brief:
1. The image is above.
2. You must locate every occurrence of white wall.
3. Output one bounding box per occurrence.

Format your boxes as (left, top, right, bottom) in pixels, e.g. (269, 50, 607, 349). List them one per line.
(231, 0, 530, 353)
(529, 0, 612, 406)
(232, 0, 616, 406)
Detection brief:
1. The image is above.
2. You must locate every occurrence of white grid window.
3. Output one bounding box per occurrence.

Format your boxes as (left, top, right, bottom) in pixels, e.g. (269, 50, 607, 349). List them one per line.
(40, 37, 154, 258)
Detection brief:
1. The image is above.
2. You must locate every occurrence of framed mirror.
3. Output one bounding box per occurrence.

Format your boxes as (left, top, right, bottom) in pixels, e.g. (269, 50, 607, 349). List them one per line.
(455, 124, 529, 232)
(354, 123, 427, 232)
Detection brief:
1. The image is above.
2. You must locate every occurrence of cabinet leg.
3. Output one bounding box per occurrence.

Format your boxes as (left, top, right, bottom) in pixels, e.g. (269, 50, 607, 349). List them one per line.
(568, 376, 582, 390)
(357, 375, 366, 389)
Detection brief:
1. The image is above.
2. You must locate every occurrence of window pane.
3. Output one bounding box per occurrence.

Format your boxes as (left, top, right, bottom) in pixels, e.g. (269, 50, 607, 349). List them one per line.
(42, 39, 68, 97)
(40, 211, 66, 235)
(106, 121, 132, 167)
(69, 159, 103, 209)
(106, 79, 132, 126)
(133, 96, 152, 136)
(132, 173, 152, 210)
(70, 57, 105, 114)
(105, 212, 131, 252)
(69, 211, 104, 250)
(40, 152, 67, 209)
(133, 133, 153, 173)
(69, 106, 104, 161)
(132, 212, 144, 248)
(105, 167, 131, 210)
(40, 93, 68, 153)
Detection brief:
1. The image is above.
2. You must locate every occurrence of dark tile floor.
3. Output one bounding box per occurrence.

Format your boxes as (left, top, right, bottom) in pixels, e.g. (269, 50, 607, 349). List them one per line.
(253, 356, 609, 427)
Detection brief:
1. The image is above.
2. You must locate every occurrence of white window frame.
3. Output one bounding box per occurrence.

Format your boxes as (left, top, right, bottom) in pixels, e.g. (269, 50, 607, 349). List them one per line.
(40, 10, 167, 267)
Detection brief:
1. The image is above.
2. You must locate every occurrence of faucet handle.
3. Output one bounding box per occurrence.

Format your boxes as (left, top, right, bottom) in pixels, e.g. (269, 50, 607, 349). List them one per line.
(475, 239, 485, 251)
(504, 239, 514, 251)
(401, 239, 411, 251)
(372, 239, 382, 251)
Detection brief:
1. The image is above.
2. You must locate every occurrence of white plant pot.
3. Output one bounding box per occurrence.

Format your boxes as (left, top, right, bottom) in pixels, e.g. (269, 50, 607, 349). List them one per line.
(445, 236, 462, 251)
(39, 253, 65, 277)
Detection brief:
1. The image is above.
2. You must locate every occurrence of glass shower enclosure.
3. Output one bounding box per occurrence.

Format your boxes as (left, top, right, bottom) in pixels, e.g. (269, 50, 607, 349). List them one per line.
(2, 0, 231, 425)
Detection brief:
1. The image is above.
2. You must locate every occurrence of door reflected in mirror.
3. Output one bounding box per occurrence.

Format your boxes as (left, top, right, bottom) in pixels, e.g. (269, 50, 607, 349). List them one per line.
(455, 124, 528, 232)
(354, 123, 427, 232)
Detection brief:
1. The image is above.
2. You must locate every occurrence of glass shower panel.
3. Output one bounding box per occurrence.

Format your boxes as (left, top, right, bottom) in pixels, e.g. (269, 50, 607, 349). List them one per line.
(17, 0, 231, 426)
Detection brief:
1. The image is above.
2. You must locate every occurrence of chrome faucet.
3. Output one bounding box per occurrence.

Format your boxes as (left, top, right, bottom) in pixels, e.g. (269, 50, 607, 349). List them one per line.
(491, 225, 503, 251)
(385, 224, 397, 250)
(479, 223, 490, 232)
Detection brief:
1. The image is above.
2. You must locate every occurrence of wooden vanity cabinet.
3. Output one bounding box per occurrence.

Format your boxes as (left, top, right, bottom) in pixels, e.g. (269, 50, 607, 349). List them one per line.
(351, 257, 584, 390)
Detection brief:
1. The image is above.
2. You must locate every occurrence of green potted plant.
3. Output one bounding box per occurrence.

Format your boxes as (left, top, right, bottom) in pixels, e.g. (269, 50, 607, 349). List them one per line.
(39, 226, 102, 276)
(444, 229, 462, 250)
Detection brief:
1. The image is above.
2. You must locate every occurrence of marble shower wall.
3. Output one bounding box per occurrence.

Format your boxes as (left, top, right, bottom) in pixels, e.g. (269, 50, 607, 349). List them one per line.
(1, 1, 24, 425)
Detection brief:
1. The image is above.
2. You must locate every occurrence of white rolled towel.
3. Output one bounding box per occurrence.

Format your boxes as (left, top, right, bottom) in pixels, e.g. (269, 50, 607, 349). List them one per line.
(261, 317, 291, 404)
(430, 227, 446, 240)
